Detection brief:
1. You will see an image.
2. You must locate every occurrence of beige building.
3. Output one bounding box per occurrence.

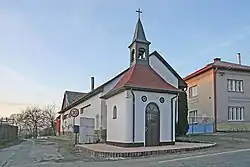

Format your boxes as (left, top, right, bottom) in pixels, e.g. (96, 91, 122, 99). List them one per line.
(184, 54, 250, 131)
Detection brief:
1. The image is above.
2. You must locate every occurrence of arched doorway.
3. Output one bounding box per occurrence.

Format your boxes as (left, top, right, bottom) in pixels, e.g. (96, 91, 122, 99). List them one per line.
(145, 102, 160, 146)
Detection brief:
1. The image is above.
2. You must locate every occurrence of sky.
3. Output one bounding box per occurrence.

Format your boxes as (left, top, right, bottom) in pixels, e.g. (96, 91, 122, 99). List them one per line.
(1, 0, 250, 117)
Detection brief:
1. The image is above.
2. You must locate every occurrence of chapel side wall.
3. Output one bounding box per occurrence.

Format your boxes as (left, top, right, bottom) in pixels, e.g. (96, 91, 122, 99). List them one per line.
(106, 91, 130, 143)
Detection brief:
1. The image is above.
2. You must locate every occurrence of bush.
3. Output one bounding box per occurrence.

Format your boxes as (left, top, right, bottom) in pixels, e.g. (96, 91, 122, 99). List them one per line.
(176, 91, 189, 136)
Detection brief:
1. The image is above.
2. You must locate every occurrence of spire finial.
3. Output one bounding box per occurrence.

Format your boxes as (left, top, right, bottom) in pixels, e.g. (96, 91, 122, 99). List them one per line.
(136, 8, 142, 19)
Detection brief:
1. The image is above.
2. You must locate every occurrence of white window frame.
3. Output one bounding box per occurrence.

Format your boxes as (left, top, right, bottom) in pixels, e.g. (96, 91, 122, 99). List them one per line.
(228, 106, 244, 121)
(227, 79, 243, 92)
(189, 85, 198, 98)
(189, 110, 198, 123)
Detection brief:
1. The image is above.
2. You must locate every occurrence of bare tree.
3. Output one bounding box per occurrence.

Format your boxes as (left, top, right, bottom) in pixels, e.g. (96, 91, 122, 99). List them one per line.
(10, 104, 58, 138)
(43, 104, 57, 136)
(22, 107, 44, 138)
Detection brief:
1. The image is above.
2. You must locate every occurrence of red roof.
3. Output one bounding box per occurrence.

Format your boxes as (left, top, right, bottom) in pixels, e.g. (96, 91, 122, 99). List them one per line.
(184, 58, 250, 81)
(113, 64, 178, 91)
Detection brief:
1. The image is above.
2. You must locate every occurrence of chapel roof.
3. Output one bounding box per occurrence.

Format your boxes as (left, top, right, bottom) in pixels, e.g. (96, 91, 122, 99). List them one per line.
(101, 64, 180, 99)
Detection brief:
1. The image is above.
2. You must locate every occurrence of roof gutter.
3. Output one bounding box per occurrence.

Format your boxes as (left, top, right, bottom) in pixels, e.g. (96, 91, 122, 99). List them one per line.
(213, 67, 218, 132)
(131, 89, 135, 144)
(171, 94, 179, 141)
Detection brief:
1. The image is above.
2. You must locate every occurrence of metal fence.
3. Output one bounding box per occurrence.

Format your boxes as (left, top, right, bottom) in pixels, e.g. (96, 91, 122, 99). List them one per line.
(0, 117, 18, 141)
(187, 116, 215, 134)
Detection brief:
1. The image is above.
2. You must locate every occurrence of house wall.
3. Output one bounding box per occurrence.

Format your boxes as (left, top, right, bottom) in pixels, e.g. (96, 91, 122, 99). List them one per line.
(216, 69, 250, 131)
(149, 54, 178, 88)
(60, 93, 102, 133)
(106, 91, 130, 143)
(60, 72, 125, 134)
(185, 69, 214, 119)
(130, 91, 176, 144)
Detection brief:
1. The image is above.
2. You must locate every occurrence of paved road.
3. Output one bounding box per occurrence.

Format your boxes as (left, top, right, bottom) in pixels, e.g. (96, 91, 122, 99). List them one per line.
(1, 133, 250, 167)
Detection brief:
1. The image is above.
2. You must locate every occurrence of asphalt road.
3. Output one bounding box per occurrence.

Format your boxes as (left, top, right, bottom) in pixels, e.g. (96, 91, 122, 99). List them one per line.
(1, 132, 250, 167)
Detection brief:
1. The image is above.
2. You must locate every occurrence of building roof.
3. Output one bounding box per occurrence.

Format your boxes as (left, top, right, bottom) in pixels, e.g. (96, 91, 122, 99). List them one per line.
(65, 91, 87, 105)
(60, 91, 86, 111)
(184, 58, 250, 81)
(59, 51, 186, 114)
(101, 64, 180, 99)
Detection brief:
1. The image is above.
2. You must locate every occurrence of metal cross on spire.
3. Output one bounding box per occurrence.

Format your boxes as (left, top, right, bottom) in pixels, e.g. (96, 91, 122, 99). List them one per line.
(136, 8, 142, 19)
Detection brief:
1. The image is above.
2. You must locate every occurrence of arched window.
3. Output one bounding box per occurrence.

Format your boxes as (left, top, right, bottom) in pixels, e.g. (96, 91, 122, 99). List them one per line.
(113, 106, 117, 119)
(138, 48, 146, 60)
(131, 49, 135, 62)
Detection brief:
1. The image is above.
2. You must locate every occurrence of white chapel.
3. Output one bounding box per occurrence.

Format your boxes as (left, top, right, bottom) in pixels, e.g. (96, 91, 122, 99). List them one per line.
(58, 10, 186, 147)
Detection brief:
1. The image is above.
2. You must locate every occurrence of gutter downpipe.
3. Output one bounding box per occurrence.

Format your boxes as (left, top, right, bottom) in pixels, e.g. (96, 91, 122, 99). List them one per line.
(171, 93, 179, 142)
(131, 89, 135, 144)
(213, 67, 218, 132)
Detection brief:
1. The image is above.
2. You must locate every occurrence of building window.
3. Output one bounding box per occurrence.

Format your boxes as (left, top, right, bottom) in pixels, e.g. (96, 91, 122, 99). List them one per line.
(227, 79, 243, 92)
(113, 106, 117, 119)
(189, 85, 198, 98)
(96, 114, 99, 129)
(228, 106, 244, 121)
(189, 110, 198, 123)
(138, 48, 146, 60)
(131, 49, 135, 62)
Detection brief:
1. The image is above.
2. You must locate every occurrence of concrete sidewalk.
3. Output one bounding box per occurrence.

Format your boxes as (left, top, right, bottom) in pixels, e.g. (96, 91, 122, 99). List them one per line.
(76, 142, 216, 158)
(0, 141, 23, 166)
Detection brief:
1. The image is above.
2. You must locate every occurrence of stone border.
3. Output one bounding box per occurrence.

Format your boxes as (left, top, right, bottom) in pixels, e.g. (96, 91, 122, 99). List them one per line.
(75, 143, 216, 158)
(176, 137, 216, 144)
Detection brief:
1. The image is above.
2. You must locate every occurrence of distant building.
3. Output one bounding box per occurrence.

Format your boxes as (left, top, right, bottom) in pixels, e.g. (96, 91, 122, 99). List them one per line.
(184, 54, 250, 132)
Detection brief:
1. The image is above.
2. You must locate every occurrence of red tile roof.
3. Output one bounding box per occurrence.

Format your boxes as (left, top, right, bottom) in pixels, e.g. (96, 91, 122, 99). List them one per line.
(184, 58, 250, 81)
(113, 64, 178, 91)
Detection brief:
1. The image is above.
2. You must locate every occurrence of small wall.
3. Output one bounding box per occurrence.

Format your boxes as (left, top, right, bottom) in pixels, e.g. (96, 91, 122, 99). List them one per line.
(0, 125, 18, 141)
(217, 122, 250, 132)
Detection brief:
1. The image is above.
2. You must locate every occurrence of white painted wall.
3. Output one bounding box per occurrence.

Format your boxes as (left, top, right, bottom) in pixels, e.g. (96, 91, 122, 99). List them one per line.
(149, 54, 178, 88)
(60, 93, 102, 133)
(60, 71, 126, 133)
(106, 91, 132, 143)
(132, 91, 176, 143)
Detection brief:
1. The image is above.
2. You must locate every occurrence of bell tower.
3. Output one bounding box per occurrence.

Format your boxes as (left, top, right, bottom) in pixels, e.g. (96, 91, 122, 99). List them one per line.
(129, 9, 151, 66)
